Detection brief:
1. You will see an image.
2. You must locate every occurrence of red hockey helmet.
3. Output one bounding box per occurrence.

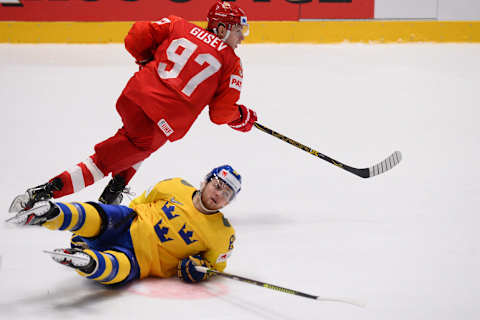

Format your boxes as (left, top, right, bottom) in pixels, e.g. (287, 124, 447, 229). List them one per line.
(207, 1, 249, 36)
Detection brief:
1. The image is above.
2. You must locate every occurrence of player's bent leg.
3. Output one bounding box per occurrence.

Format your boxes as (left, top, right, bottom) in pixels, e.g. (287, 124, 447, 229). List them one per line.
(43, 202, 136, 240)
(70, 234, 89, 250)
(42, 202, 103, 237)
(92, 128, 152, 175)
(50, 156, 106, 199)
(7, 201, 135, 245)
(46, 248, 132, 285)
(93, 95, 168, 176)
(69, 203, 137, 251)
(7, 201, 105, 236)
(116, 94, 168, 152)
(79, 249, 132, 285)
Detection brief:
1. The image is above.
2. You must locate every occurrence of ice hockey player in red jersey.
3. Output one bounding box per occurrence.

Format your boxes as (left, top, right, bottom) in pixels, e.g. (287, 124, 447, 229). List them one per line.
(9, 1, 257, 213)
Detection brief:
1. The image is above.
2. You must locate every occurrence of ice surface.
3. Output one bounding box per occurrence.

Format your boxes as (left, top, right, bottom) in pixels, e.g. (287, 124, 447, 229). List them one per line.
(1, 43, 479, 320)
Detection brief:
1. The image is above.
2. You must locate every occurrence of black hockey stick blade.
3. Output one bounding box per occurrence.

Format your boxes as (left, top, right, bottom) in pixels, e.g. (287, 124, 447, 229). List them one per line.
(253, 122, 402, 179)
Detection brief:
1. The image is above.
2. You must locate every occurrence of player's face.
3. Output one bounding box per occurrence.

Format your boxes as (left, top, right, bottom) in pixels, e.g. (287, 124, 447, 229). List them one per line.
(201, 177, 234, 210)
(225, 25, 245, 49)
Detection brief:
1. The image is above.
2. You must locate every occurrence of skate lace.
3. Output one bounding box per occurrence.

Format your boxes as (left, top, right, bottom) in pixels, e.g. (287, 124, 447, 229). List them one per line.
(122, 186, 136, 202)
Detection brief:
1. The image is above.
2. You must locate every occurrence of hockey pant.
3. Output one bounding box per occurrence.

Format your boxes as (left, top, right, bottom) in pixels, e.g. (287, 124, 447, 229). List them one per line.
(43, 201, 141, 285)
(51, 95, 168, 198)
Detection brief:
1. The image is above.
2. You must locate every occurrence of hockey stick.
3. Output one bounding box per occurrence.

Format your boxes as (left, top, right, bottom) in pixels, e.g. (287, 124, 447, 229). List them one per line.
(254, 122, 402, 179)
(195, 266, 365, 308)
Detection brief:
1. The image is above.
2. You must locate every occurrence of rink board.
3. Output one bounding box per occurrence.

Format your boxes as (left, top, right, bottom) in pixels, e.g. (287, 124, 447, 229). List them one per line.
(1, 20, 480, 43)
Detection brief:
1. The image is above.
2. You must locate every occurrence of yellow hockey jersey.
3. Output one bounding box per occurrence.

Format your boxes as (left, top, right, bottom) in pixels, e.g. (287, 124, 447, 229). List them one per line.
(128, 178, 235, 279)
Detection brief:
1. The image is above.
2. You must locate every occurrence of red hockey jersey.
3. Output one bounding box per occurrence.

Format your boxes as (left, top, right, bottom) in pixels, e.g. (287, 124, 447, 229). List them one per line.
(122, 16, 243, 142)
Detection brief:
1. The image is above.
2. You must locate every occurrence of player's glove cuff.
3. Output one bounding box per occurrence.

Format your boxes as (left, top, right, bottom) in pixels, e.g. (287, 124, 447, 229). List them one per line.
(177, 255, 212, 283)
(228, 105, 257, 133)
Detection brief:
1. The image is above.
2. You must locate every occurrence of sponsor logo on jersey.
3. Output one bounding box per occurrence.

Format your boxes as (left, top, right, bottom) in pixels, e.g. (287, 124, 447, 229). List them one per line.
(229, 75, 242, 91)
(216, 250, 232, 263)
(157, 119, 174, 137)
(1, 0, 22, 5)
(169, 197, 184, 206)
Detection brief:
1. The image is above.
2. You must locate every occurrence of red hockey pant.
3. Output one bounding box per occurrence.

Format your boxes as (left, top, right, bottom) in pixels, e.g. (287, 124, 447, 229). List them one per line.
(52, 95, 167, 198)
(93, 94, 167, 178)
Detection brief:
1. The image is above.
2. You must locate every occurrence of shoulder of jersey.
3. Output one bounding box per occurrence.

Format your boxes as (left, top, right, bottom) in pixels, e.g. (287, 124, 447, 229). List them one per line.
(166, 14, 185, 24)
(168, 177, 196, 189)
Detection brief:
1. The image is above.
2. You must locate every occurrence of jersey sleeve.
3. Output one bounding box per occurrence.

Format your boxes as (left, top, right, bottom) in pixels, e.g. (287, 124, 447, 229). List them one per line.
(124, 16, 179, 63)
(208, 58, 243, 125)
(202, 231, 235, 272)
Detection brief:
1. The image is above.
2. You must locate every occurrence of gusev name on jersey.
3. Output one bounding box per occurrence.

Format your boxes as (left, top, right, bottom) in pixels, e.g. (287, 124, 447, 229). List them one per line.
(123, 15, 244, 142)
(128, 178, 236, 279)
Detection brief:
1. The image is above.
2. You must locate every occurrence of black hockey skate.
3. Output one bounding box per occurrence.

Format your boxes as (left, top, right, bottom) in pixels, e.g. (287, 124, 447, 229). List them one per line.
(6, 201, 59, 226)
(9, 178, 63, 213)
(98, 175, 127, 205)
(44, 248, 96, 274)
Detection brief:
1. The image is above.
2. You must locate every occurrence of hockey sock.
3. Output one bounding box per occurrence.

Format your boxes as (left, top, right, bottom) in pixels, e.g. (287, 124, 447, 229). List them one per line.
(70, 234, 88, 249)
(43, 202, 102, 237)
(78, 249, 131, 285)
(51, 156, 106, 198)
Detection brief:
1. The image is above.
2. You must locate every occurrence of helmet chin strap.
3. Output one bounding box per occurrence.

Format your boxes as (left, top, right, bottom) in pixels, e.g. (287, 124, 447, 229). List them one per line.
(213, 27, 230, 41)
(221, 30, 231, 41)
(197, 189, 219, 214)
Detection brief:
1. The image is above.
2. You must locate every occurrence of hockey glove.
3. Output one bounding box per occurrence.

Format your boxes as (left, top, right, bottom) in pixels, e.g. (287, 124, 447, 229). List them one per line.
(178, 255, 212, 283)
(228, 105, 257, 133)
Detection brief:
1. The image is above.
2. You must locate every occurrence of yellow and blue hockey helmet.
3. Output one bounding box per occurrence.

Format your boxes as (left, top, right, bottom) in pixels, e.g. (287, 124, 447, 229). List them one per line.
(205, 165, 242, 199)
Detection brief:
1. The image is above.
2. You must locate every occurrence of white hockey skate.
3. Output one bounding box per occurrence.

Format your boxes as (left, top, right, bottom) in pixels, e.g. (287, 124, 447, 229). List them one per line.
(6, 201, 59, 226)
(9, 178, 63, 213)
(44, 248, 96, 273)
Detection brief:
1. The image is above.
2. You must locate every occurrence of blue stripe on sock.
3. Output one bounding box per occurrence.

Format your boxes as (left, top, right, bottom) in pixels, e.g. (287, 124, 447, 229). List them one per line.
(57, 203, 72, 231)
(70, 203, 86, 232)
(101, 253, 119, 283)
(87, 250, 106, 280)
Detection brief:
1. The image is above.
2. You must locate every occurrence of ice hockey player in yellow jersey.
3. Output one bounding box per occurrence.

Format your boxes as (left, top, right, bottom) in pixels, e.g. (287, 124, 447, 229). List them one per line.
(7, 165, 241, 285)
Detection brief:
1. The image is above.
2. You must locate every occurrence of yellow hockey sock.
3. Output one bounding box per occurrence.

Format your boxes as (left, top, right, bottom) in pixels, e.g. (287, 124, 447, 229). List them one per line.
(43, 202, 102, 237)
(77, 249, 131, 285)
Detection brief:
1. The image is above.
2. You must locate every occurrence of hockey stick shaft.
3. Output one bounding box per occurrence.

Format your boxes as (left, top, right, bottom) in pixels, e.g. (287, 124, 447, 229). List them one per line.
(253, 122, 401, 178)
(195, 266, 365, 307)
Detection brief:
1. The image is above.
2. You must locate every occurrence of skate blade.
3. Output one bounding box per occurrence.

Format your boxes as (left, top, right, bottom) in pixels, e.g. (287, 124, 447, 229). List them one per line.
(6, 201, 51, 225)
(5, 212, 29, 225)
(43, 250, 91, 267)
(8, 193, 29, 213)
(43, 250, 90, 262)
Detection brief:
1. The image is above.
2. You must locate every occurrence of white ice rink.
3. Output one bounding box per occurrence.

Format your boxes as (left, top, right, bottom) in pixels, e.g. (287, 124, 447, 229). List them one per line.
(1, 42, 479, 320)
